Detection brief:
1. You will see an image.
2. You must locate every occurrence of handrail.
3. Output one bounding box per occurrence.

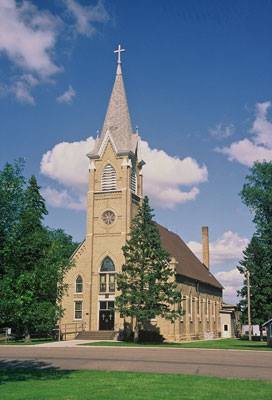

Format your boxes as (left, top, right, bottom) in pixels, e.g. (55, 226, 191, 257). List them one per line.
(57, 322, 86, 341)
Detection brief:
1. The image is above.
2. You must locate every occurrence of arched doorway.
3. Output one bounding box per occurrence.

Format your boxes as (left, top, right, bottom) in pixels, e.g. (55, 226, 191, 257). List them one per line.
(99, 257, 115, 331)
(99, 301, 115, 331)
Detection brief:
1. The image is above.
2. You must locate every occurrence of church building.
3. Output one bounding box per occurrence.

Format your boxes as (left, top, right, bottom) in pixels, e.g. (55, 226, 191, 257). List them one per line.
(61, 46, 223, 341)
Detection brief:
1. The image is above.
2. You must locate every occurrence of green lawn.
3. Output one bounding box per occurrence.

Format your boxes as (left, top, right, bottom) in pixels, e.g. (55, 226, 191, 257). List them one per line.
(0, 338, 55, 346)
(0, 369, 271, 400)
(82, 338, 272, 351)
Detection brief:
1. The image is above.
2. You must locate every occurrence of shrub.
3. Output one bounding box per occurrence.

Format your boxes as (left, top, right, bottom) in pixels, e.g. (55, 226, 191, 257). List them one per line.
(138, 330, 164, 343)
(240, 335, 267, 341)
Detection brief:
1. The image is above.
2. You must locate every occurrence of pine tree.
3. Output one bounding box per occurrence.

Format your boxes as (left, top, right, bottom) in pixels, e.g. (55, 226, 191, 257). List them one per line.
(115, 196, 182, 341)
(238, 161, 272, 335)
(237, 235, 272, 336)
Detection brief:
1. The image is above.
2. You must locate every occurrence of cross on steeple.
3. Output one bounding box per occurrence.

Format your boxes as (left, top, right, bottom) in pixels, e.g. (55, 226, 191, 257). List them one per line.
(114, 44, 125, 64)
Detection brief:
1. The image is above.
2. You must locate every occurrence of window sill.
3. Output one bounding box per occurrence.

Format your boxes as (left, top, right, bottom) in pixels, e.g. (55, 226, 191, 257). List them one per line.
(99, 292, 116, 294)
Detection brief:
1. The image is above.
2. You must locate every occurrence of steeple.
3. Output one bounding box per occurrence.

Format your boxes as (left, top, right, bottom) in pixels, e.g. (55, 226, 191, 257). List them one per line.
(89, 45, 137, 158)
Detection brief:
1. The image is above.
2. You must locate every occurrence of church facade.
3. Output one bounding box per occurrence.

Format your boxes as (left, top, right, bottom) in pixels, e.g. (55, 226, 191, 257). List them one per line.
(61, 47, 223, 341)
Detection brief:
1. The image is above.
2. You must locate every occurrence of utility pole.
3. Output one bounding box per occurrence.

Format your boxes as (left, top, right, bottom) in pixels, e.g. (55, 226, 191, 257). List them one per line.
(247, 270, 252, 341)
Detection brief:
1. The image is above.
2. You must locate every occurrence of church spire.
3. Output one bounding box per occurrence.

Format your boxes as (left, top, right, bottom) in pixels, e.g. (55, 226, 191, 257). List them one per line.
(89, 44, 135, 158)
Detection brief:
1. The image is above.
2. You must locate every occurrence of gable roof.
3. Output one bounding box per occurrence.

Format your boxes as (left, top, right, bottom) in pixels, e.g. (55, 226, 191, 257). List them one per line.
(263, 318, 272, 327)
(157, 224, 223, 289)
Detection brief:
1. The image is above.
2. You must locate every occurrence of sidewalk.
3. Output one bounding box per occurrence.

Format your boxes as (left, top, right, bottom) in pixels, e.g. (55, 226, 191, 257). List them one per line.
(35, 339, 114, 347)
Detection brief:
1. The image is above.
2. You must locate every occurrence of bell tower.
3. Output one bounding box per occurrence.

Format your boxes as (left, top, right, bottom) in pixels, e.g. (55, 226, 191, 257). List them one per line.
(86, 45, 144, 331)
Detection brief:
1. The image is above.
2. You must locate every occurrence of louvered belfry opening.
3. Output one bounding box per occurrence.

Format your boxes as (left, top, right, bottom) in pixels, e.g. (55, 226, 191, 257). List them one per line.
(130, 165, 137, 194)
(101, 164, 117, 191)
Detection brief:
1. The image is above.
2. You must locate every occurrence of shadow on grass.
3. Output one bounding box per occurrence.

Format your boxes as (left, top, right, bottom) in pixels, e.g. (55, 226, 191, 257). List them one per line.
(0, 360, 72, 385)
(232, 344, 269, 349)
(0, 338, 55, 346)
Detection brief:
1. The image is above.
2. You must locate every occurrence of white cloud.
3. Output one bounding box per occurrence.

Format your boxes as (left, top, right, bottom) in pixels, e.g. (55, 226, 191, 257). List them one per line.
(11, 74, 39, 105)
(188, 231, 248, 304)
(56, 85, 76, 104)
(0, 0, 60, 104)
(141, 140, 207, 208)
(0, 73, 39, 104)
(65, 0, 110, 37)
(12, 80, 35, 105)
(215, 268, 244, 304)
(40, 136, 208, 209)
(218, 101, 272, 166)
(209, 123, 234, 139)
(188, 231, 249, 265)
(0, 1, 109, 104)
(41, 137, 95, 190)
(252, 101, 272, 147)
(145, 186, 199, 208)
(42, 186, 85, 210)
(218, 138, 272, 167)
(0, 1, 60, 78)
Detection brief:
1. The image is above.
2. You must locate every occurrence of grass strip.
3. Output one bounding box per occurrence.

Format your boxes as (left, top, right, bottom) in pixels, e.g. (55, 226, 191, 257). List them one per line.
(0, 369, 271, 400)
(81, 338, 272, 351)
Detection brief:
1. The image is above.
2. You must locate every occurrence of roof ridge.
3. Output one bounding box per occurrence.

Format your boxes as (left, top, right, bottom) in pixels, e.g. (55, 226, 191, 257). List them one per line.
(157, 223, 223, 289)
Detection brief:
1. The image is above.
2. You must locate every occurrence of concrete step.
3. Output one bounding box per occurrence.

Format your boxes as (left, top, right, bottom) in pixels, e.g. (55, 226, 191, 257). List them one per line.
(76, 331, 117, 340)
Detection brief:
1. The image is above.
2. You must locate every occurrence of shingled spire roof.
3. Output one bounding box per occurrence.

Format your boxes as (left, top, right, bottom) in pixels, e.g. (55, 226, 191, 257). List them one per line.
(89, 45, 138, 158)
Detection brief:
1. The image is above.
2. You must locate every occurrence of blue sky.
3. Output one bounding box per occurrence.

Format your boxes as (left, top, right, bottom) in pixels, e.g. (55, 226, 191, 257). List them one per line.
(1, 0, 272, 303)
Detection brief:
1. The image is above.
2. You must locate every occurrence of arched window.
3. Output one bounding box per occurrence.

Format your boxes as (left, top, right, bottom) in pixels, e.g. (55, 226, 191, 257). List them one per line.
(101, 257, 115, 272)
(101, 164, 117, 191)
(75, 275, 83, 293)
(100, 257, 116, 293)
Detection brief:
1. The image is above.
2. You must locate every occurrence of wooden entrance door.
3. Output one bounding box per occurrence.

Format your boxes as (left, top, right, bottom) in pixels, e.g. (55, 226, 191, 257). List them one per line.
(99, 301, 114, 330)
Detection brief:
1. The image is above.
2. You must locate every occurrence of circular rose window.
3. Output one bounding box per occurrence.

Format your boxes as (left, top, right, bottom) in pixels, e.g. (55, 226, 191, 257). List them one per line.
(102, 210, 115, 225)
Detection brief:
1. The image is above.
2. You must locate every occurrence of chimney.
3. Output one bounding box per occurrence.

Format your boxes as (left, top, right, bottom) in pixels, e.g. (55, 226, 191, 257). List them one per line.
(202, 226, 210, 269)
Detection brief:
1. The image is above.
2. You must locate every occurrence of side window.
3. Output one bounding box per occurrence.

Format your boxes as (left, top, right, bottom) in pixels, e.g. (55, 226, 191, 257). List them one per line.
(101, 164, 117, 191)
(109, 274, 115, 292)
(74, 301, 82, 320)
(75, 275, 83, 293)
(100, 274, 106, 293)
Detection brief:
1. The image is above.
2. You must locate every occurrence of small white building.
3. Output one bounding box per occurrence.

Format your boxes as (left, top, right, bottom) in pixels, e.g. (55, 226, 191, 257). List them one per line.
(242, 325, 266, 337)
(262, 319, 272, 346)
(220, 303, 240, 338)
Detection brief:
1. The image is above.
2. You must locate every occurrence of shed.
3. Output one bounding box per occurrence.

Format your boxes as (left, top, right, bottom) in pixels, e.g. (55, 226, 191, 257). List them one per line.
(262, 319, 272, 346)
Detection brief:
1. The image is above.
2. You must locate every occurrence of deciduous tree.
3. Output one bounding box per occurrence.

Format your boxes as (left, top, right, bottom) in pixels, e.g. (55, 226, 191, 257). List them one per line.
(0, 165, 77, 339)
(0, 160, 25, 278)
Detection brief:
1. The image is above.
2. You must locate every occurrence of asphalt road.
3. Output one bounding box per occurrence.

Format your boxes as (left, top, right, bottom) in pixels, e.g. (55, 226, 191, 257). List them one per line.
(0, 346, 271, 380)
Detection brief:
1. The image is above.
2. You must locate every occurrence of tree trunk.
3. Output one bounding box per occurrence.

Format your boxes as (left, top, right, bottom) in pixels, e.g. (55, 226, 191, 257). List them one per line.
(24, 329, 31, 343)
(260, 324, 263, 341)
(134, 320, 140, 343)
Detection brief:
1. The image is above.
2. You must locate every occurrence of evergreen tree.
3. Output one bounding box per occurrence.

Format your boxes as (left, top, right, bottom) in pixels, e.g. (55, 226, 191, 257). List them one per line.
(238, 161, 272, 334)
(115, 196, 182, 341)
(240, 162, 272, 235)
(237, 235, 272, 335)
